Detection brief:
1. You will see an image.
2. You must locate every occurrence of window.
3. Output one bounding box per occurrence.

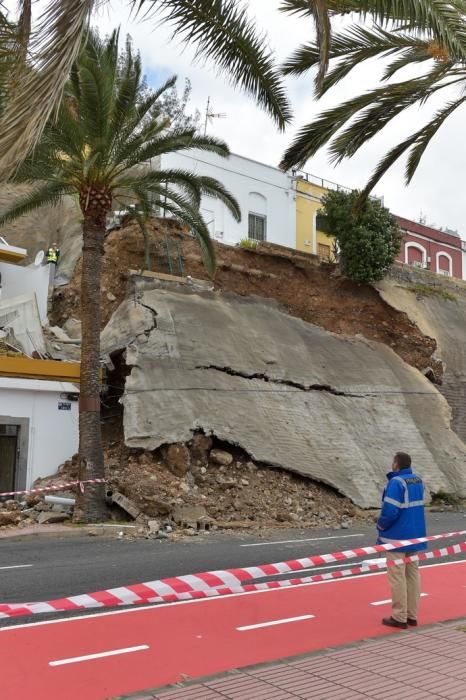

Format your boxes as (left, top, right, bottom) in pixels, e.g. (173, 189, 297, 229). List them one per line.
(318, 243, 331, 261)
(248, 213, 267, 241)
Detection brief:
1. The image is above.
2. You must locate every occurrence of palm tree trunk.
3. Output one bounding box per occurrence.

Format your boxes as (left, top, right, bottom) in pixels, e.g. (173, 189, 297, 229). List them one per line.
(73, 202, 108, 523)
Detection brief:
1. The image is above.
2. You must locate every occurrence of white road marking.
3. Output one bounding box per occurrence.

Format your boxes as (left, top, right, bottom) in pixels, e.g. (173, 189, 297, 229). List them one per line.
(240, 534, 364, 547)
(363, 558, 386, 566)
(2, 559, 465, 633)
(0, 565, 33, 571)
(371, 593, 428, 606)
(49, 645, 149, 667)
(237, 614, 315, 631)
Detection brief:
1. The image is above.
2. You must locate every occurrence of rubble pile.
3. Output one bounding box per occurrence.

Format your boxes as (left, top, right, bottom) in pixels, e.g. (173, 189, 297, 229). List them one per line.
(101, 432, 374, 532)
(0, 494, 73, 529)
(0, 431, 375, 533)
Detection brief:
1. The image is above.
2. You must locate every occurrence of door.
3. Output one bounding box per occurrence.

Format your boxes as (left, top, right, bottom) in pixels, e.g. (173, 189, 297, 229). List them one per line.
(0, 425, 18, 492)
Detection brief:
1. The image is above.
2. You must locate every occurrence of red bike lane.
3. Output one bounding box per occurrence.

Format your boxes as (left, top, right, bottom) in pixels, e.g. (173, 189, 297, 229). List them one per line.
(1, 560, 465, 700)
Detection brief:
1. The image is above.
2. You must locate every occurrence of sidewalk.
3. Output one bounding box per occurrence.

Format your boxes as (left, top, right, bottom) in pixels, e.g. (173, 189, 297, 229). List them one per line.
(123, 619, 466, 700)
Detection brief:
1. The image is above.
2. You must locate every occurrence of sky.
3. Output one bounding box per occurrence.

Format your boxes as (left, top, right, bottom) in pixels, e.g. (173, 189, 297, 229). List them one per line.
(10, 0, 466, 237)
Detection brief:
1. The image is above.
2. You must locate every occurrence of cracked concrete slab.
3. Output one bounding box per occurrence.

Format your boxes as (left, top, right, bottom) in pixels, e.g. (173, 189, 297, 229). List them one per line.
(103, 283, 466, 508)
(377, 269, 466, 443)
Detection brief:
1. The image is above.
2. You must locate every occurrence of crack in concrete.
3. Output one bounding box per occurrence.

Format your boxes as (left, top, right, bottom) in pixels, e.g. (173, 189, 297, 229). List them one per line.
(195, 364, 363, 398)
(139, 301, 158, 336)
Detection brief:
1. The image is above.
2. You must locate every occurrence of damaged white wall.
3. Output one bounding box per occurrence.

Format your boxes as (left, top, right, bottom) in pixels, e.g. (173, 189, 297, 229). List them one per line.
(102, 282, 466, 509)
(0, 294, 46, 356)
(0, 261, 49, 323)
(0, 377, 79, 490)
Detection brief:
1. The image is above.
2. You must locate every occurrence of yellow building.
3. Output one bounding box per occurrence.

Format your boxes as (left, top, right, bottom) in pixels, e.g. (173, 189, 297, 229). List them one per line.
(294, 171, 346, 260)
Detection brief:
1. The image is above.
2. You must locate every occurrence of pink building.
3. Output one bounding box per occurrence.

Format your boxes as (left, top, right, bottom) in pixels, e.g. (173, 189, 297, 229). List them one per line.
(395, 216, 463, 279)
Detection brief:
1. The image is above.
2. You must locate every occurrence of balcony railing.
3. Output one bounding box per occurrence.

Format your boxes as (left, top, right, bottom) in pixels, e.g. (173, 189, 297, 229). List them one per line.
(292, 169, 383, 205)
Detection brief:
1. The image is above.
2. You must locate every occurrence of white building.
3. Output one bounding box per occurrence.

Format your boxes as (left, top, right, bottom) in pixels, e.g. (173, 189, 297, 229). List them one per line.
(0, 378, 79, 492)
(0, 238, 49, 323)
(160, 149, 296, 248)
(0, 240, 80, 492)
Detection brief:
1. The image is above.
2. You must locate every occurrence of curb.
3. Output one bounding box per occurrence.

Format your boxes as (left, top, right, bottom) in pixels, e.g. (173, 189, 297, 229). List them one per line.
(0, 523, 138, 542)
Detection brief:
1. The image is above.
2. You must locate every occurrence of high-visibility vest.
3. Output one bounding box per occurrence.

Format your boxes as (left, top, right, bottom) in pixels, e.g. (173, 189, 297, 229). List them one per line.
(47, 247, 58, 263)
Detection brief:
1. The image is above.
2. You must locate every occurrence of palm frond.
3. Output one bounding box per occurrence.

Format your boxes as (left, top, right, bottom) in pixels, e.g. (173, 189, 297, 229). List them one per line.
(116, 168, 204, 205)
(0, 0, 94, 179)
(135, 0, 291, 129)
(280, 64, 454, 170)
(329, 65, 454, 163)
(283, 25, 431, 96)
(355, 93, 466, 207)
(405, 95, 466, 182)
(281, 0, 466, 85)
(199, 176, 241, 221)
(309, 1, 331, 88)
(0, 182, 73, 226)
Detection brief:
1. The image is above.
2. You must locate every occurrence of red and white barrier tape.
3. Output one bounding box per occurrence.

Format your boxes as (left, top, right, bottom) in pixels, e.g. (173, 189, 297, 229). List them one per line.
(0, 530, 465, 618)
(0, 479, 106, 498)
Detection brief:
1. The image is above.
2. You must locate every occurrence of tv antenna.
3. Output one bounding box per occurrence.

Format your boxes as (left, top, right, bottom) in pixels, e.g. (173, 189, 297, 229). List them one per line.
(203, 97, 226, 136)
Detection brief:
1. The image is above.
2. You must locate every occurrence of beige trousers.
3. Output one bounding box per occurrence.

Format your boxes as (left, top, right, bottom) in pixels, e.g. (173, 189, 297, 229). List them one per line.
(386, 551, 421, 623)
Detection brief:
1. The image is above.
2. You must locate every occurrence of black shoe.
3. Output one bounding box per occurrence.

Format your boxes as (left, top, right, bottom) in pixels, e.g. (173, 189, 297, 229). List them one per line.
(382, 617, 407, 629)
(407, 618, 418, 627)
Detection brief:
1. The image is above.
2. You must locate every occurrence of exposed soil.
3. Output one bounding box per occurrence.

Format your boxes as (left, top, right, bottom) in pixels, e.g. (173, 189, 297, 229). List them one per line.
(51, 217, 440, 378)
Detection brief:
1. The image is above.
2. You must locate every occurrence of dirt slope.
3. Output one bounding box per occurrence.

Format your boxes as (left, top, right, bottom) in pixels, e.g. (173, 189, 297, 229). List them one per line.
(51, 217, 439, 378)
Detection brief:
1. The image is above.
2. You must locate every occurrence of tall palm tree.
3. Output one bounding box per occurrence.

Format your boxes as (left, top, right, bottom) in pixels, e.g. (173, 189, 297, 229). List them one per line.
(0, 0, 291, 179)
(0, 30, 241, 522)
(280, 1, 466, 201)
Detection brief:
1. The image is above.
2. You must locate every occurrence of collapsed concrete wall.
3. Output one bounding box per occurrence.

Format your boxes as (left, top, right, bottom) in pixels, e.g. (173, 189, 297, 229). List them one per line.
(377, 266, 466, 443)
(102, 278, 466, 508)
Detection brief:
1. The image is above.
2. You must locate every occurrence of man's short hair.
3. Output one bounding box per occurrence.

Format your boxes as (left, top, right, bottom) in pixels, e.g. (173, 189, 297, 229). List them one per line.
(394, 452, 411, 470)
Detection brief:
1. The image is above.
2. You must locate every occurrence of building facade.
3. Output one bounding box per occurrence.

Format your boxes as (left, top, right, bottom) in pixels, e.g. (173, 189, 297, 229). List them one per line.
(160, 149, 296, 248)
(158, 150, 466, 279)
(395, 216, 463, 279)
(294, 171, 345, 260)
(0, 375, 79, 492)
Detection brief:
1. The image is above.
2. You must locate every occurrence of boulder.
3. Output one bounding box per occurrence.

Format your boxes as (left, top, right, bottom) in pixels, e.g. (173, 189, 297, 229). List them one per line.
(172, 504, 207, 526)
(190, 434, 213, 462)
(210, 449, 233, 467)
(148, 519, 160, 534)
(37, 511, 70, 524)
(0, 511, 21, 526)
(63, 317, 82, 340)
(162, 443, 191, 477)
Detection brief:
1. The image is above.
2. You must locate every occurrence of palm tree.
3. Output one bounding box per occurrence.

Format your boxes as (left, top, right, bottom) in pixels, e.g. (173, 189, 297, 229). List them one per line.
(0, 30, 241, 522)
(0, 0, 291, 179)
(280, 1, 466, 201)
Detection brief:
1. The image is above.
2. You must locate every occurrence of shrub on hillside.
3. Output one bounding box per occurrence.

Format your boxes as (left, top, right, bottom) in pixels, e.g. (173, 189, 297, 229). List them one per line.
(319, 190, 402, 283)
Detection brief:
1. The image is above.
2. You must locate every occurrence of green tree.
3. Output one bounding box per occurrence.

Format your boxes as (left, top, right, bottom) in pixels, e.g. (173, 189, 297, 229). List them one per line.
(0, 30, 241, 521)
(319, 190, 402, 283)
(0, 0, 291, 178)
(280, 1, 466, 200)
(158, 78, 201, 132)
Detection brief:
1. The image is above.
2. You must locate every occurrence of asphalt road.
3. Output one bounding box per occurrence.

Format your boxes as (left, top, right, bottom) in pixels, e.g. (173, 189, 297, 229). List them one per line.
(0, 510, 464, 628)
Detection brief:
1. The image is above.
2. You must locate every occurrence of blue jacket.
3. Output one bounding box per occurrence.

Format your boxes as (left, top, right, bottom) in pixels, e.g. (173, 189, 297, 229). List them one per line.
(377, 468, 427, 552)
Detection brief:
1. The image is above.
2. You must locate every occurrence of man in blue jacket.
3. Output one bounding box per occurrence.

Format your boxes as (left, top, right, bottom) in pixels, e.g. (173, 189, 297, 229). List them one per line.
(377, 452, 426, 629)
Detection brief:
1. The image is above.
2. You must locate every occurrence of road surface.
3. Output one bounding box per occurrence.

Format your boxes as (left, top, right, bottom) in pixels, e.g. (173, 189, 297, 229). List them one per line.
(0, 512, 465, 699)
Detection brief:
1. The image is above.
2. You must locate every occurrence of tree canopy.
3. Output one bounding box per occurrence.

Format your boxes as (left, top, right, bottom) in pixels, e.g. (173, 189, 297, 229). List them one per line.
(319, 189, 402, 283)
